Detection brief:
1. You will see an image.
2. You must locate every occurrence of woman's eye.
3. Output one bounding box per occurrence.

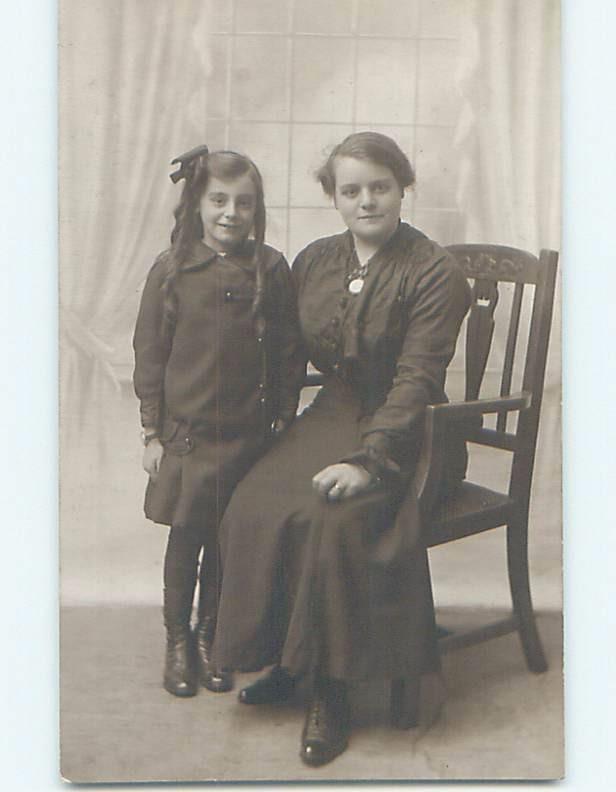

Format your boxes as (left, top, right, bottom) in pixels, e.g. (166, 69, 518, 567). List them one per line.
(238, 200, 254, 210)
(375, 184, 389, 193)
(211, 196, 226, 206)
(341, 189, 358, 198)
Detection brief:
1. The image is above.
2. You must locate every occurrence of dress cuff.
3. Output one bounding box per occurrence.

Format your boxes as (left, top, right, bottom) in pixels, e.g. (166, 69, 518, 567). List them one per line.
(340, 445, 401, 484)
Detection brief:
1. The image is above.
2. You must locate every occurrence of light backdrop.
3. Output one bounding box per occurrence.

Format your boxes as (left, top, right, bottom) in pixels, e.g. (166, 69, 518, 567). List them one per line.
(59, 0, 561, 607)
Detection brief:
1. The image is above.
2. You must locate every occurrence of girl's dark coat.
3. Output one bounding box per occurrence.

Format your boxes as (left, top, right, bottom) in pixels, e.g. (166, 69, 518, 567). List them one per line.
(132, 239, 303, 527)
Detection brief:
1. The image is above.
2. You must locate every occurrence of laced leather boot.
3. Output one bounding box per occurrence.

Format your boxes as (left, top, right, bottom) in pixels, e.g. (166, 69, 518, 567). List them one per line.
(194, 615, 234, 693)
(300, 677, 351, 767)
(163, 583, 198, 697)
(163, 623, 198, 697)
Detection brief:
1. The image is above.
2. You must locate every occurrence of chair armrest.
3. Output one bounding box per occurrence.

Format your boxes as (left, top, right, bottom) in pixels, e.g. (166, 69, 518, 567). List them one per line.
(428, 391, 531, 422)
(412, 391, 530, 516)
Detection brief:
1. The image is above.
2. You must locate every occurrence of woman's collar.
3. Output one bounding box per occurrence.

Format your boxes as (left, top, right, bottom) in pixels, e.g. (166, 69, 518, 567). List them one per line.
(342, 219, 408, 259)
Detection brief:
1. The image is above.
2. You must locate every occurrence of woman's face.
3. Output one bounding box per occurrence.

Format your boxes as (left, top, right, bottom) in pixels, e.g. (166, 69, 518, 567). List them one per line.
(200, 172, 257, 253)
(332, 156, 402, 247)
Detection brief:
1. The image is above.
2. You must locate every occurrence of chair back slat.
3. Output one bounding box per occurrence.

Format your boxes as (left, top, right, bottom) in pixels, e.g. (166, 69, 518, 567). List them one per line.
(497, 281, 524, 432)
(465, 278, 499, 401)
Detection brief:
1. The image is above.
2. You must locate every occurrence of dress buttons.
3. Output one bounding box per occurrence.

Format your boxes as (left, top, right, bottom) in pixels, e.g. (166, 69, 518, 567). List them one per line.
(257, 336, 263, 343)
(224, 290, 233, 302)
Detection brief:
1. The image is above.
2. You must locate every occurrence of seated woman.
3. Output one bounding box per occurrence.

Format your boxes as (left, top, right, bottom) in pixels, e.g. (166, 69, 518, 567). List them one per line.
(211, 132, 471, 767)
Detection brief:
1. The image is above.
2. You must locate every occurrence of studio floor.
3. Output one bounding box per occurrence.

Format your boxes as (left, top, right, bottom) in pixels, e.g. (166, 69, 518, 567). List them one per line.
(60, 605, 563, 783)
(59, 382, 563, 783)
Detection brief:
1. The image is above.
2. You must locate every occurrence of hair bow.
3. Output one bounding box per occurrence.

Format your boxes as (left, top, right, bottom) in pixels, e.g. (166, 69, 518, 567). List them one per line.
(169, 144, 209, 184)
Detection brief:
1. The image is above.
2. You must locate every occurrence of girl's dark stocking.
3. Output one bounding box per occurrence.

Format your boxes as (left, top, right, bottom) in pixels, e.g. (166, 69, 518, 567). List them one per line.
(195, 529, 233, 692)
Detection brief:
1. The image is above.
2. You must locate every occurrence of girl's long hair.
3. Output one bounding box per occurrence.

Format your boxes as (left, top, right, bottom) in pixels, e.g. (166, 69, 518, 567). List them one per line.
(161, 150, 267, 335)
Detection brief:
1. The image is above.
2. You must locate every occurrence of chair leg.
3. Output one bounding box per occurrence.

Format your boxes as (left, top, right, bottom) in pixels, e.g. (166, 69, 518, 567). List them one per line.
(390, 677, 420, 730)
(506, 517, 548, 673)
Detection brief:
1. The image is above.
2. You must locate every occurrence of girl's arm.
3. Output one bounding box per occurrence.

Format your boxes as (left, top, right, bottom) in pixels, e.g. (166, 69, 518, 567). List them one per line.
(132, 256, 172, 437)
(269, 256, 306, 429)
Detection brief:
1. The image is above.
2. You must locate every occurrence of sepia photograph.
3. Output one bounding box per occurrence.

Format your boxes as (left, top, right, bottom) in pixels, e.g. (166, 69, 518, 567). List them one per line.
(59, 0, 562, 783)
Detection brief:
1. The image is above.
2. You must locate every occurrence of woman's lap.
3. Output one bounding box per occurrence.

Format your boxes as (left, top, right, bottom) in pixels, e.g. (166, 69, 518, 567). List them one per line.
(214, 385, 430, 678)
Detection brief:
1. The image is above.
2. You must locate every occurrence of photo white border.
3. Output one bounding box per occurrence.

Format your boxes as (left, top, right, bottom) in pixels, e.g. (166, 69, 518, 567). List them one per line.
(2, 0, 616, 789)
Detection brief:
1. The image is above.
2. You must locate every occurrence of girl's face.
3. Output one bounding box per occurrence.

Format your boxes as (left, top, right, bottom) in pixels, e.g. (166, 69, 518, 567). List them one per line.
(332, 156, 402, 248)
(200, 172, 257, 254)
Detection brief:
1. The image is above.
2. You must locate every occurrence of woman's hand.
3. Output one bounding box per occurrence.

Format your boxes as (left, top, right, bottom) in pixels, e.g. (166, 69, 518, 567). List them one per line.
(143, 438, 164, 482)
(312, 463, 374, 502)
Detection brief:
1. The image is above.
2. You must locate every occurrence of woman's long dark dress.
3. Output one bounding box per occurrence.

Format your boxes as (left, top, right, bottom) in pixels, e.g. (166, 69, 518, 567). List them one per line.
(212, 223, 471, 682)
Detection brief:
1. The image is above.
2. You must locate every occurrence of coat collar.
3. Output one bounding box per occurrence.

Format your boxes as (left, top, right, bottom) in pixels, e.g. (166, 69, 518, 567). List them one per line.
(180, 238, 256, 272)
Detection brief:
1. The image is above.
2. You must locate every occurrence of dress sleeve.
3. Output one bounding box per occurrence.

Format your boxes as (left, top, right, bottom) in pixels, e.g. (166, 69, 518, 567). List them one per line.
(269, 255, 307, 426)
(342, 254, 471, 481)
(132, 257, 172, 433)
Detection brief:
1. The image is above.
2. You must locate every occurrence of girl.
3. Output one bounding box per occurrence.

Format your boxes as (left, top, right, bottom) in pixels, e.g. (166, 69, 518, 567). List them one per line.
(133, 145, 303, 698)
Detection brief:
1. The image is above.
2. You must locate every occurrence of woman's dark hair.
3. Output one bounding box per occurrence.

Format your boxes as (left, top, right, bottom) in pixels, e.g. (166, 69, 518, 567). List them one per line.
(161, 149, 267, 334)
(316, 131, 415, 197)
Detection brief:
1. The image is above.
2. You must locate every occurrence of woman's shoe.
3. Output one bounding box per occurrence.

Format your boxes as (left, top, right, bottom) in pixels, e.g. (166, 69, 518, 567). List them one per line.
(238, 666, 295, 705)
(163, 626, 198, 697)
(300, 679, 350, 767)
(194, 617, 234, 693)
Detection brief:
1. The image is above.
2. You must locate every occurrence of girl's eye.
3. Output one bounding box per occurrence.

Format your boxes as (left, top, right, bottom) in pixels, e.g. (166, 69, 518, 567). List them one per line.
(238, 199, 254, 210)
(374, 183, 390, 193)
(341, 188, 358, 198)
(210, 196, 226, 206)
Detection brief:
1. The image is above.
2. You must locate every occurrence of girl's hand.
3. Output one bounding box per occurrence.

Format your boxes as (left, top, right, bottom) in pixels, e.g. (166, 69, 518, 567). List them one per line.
(143, 438, 164, 482)
(312, 463, 374, 502)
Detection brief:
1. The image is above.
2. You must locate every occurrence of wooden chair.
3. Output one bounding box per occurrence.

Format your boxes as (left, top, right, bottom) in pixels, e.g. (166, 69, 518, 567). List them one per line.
(390, 244, 559, 729)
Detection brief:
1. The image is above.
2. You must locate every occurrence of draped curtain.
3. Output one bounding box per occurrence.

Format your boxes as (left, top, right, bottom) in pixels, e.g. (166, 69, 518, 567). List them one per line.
(454, 0, 561, 403)
(458, 0, 560, 251)
(60, 0, 212, 443)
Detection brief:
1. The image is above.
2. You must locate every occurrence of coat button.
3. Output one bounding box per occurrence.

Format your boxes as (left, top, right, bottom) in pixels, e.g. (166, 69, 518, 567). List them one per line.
(257, 336, 263, 343)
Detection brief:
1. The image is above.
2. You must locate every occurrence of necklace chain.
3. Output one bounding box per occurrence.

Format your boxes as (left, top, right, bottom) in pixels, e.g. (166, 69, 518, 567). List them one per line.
(345, 257, 369, 294)
(346, 256, 369, 282)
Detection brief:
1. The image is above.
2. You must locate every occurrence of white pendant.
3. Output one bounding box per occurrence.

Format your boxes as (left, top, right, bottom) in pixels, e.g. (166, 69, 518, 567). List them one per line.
(348, 277, 364, 294)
